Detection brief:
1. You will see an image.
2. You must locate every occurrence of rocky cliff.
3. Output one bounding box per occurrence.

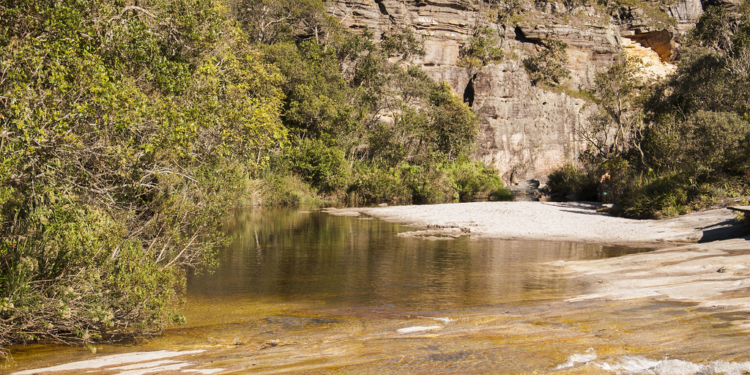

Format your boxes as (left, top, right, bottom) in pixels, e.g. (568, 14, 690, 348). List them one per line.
(327, 0, 702, 183)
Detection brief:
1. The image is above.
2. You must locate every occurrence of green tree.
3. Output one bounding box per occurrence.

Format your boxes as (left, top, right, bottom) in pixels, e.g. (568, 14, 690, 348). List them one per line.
(459, 27, 504, 76)
(382, 27, 426, 60)
(290, 139, 351, 193)
(523, 39, 570, 86)
(689, 6, 737, 55)
(0, 0, 286, 347)
(231, 0, 334, 44)
(680, 111, 750, 175)
(429, 83, 480, 160)
(580, 54, 644, 162)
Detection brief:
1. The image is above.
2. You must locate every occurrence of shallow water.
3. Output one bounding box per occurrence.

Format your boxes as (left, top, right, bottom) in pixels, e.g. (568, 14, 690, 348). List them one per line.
(6, 209, 750, 374)
(188, 209, 649, 309)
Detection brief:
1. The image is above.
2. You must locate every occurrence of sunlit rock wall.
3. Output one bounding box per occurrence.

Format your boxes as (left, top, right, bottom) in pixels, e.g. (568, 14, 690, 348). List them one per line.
(327, 0, 696, 183)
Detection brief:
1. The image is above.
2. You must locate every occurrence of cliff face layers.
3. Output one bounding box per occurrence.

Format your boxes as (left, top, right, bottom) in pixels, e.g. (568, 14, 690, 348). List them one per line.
(327, 0, 700, 183)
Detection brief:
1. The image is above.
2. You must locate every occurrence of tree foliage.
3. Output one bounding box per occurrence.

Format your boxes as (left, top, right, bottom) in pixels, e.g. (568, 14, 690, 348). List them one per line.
(580, 54, 645, 162)
(231, 0, 335, 44)
(459, 27, 504, 76)
(0, 0, 512, 348)
(551, 4, 750, 218)
(382, 27, 426, 60)
(523, 39, 570, 86)
(0, 0, 285, 346)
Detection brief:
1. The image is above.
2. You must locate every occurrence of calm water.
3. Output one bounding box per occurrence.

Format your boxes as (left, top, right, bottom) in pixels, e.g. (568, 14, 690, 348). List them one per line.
(8, 208, 750, 374)
(188, 209, 649, 309)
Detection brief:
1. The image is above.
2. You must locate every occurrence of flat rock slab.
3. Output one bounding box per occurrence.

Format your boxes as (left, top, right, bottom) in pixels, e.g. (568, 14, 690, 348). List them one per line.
(334, 202, 747, 245)
(559, 238, 750, 319)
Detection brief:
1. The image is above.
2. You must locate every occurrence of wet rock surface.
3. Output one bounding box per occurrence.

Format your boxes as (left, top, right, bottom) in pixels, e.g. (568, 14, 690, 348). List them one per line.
(9, 208, 750, 374)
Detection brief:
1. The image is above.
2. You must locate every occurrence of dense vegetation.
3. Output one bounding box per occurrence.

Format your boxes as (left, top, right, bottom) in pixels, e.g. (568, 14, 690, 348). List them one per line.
(12, 0, 746, 351)
(0, 0, 511, 348)
(0, 0, 290, 348)
(548, 4, 750, 218)
(240, 2, 512, 206)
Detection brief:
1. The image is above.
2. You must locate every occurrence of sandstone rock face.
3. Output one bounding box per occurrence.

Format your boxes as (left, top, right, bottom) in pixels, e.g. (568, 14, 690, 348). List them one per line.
(328, 0, 477, 95)
(622, 30, 674, 61)
(621, 38, 677, 80)
(614, 0, 704, 61)
(669, 0, 704, 32)
(327, 0, 696, 183)
(512, 23, 621, 89)
(472, 60, 591, 182)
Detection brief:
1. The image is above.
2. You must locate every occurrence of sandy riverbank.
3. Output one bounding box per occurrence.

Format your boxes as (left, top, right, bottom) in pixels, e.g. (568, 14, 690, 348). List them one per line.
(325, 201, 745, 245)
(326, 201, 750, 319)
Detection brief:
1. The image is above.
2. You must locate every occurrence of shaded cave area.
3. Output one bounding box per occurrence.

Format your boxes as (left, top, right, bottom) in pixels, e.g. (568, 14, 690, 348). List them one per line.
(464, 75, 476, 107)
(374, 0, 388, 15)
(624, 30, 674, 62)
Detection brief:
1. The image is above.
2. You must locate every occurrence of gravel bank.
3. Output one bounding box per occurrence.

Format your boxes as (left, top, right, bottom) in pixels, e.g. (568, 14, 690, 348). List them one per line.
(326, 201, 742, 245)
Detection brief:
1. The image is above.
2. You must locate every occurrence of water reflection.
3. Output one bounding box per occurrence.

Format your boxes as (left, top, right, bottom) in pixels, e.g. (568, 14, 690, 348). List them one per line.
(188, 209, 650, 309)
(11, 209, 750, 375)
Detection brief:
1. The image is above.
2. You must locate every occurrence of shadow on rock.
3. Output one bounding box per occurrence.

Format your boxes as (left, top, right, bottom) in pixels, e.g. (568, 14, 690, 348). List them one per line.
(698, 220, 750, 243)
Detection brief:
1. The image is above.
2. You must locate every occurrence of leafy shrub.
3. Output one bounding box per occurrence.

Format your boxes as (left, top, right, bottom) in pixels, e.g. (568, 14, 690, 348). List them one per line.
(348, 160, 513, 205)
(368, 123, 411, 167)
(250, 175, 325, 207)
(459, 27, 504, 74)
(400, 164, 457, 204)
(523, 39, 570, 86)
(680, 111, 750, 174)
(447, 161, 513, 201)
(546, 164, 600, 201)
(290, 139, 351, 194)
(0, 0, 285, 346)
(613, 174, 694, 218)
(348, 163, 412, 205)
(348, 162, 455, 205)
(1, 200, 185, 345)
(232, 0, 332, 44)
(382, 27, 426, 60)
(429, 83, 480, 160)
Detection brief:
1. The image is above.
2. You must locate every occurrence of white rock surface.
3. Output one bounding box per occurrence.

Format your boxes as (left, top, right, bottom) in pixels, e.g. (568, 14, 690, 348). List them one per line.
(330, 201, 734, 244)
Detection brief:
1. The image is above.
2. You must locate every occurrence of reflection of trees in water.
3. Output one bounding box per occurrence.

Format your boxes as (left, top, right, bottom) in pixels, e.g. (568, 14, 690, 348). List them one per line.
(190, 210, 649, 308)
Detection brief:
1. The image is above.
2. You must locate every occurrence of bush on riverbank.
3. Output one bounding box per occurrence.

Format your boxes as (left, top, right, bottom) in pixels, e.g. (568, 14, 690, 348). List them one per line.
(0, 0, 513, 349)
(546, 164, 601, 201)
(346, 159, 513, 205)
(239, 0, 510, 207)
(447, 160, 514, 202)
(0, 0, 285, 347)
(547, 5, 750, 218)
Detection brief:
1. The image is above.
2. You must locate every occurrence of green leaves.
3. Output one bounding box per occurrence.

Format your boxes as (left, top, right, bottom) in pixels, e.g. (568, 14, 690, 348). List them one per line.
(523, 39, 570, 86)
(459, 27, 504, 75)
(232, 0, 332, 44)
(0, 0, 513, 346)
(429, 83, 479, 160)
(582, 54, 644, 161)
(381, 27, 426, 60)
(0, 0, 286, 346)
(290, 138, 350, 193)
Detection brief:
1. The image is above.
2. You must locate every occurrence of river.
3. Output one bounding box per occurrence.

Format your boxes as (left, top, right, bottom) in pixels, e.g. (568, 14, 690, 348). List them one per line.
(6, 209, 750, 374)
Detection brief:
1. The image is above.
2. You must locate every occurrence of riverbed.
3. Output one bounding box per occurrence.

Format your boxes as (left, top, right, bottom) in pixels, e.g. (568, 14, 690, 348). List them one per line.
(5, 205, 750, 374)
